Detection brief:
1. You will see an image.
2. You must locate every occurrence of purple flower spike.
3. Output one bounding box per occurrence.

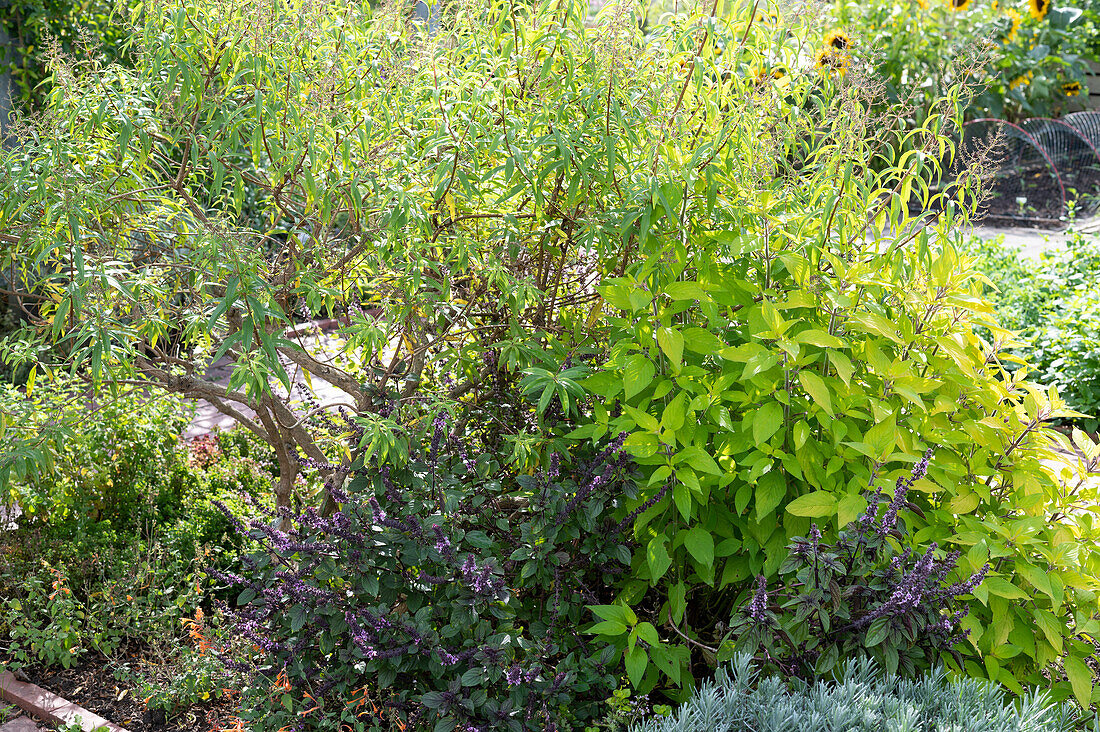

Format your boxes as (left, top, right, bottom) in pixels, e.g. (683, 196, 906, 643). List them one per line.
(749, 575, 768, 623)
(506, 665, 524, 686)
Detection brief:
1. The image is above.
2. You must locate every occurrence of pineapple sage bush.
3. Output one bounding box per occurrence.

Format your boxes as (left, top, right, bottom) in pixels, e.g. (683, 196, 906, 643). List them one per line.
(560, 18, 1100, 712)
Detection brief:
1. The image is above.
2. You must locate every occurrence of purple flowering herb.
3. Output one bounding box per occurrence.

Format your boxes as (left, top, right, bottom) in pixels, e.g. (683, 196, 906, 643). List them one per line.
(612, 480, 670, 535)
(505, 665, 524, 686)
(809, 523, 822, 548)
(429, 412, 447, 465)
(432, 524, 455, 558)
(877, 449, 933, 538)
(556, 433, 627, 526)
(211, 421, 635, 730)
(748, 575, 768, 623)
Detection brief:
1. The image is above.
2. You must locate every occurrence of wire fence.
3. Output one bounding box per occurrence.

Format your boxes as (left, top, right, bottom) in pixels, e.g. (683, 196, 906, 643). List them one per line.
(939, 115, 1100, 226)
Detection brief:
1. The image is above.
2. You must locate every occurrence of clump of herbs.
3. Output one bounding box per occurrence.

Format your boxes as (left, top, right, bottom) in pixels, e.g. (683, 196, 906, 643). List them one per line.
(725, 453, 989, 682)
(212, 424, 641, 731)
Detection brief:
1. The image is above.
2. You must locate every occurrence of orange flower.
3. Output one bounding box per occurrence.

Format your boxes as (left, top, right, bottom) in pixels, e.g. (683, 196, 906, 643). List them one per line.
(298, 691, 321, 717)
(216, 720, 248, 732)
(183, 608, 212, 653)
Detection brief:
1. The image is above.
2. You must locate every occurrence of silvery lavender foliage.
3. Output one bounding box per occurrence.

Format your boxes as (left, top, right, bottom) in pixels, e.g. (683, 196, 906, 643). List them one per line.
(631, 653, 1084, 732)
(728, 454, 989, 682)
(212, 430, 639, 732)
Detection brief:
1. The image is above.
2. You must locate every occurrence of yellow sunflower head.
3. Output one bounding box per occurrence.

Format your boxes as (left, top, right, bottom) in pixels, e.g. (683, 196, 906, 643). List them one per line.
(1028, 0, 1050, 19)
(824, 30, 852, 52)
(1002, 8, 1023, 42)
(1009, 71, 1034, 90)
(948, 0, 971, 12)
(772, 65, 789, 79)
(1063, 80, 1083, 96)
(815, 48, 849, 76)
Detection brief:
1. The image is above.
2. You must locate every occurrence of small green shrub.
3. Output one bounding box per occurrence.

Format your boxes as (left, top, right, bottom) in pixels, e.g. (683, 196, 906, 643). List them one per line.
(4, 564, 85, 669)
(2, 370, 193, 530)
(964, 233, 1100, 431)
(563, 43, 1100, 714)
(136, 606, 239, 716)
(0, 537, 205, 673)
(631, 654, 1088, 732)
(163, 429, 280, 557)
(0, 383, 276, 678)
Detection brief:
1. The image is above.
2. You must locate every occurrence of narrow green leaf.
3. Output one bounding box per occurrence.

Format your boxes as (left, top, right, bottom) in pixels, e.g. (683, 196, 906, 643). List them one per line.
(1064, 654, 1093, 708)
(625, 645, 648, 688)
(669, 582, 686, 625)
(647, 536, 672, 583)
(985, 577, 1029, 600)
(657, 327, 684, 367)
(755, 472, 786, 517)
(586, 620, 627, 636)
(623, 355, 656, 399)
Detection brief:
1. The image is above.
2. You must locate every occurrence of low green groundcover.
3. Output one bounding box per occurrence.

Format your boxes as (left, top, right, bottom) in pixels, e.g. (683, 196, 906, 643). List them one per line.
(632, 655, 1088, 732)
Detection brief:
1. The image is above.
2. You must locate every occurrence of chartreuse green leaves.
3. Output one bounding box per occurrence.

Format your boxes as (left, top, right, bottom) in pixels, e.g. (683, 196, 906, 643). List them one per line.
(568, 48, 1100, 702)
(786, 491, 838, 519)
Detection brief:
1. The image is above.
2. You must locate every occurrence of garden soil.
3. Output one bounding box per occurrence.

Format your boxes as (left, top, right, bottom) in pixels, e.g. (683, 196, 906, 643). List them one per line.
(29, 663, 237, 732)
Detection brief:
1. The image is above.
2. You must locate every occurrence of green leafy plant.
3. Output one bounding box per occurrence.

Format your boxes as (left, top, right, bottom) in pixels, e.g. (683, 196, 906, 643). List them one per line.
(0, 0, 136, 111)
(824, 0, 1095, 123)
(560, 22, 1100, 711)
(964, 232, 1100, 431)
(583, 685, 672, 732)
(136, 606, 239, 716)
(3, 564, 85, 670)
(0, 368, 192, 529)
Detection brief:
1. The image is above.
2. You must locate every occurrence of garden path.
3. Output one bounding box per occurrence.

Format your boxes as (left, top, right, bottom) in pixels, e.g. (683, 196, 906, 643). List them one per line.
(972, 213, 1100, 257)
(183, 319, 355, 441)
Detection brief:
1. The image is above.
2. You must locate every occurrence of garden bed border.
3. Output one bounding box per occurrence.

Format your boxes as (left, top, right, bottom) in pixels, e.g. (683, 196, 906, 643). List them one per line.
(0, 671, 128, 732)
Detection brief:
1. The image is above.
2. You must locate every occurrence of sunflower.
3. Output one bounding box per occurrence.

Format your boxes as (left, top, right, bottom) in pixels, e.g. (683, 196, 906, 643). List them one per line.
(754, 9, 781, 26)
(948, 0, 971, 11)
(815, 48, 849, 76)
(772, 65, 789, 79)
(1009, 71, 1034, 90)
(1028, 0, 1050, 20)
(824, 30, 851, 52)
(1001, 8, 1023, 42)
(1063, 80, 1083, 96)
